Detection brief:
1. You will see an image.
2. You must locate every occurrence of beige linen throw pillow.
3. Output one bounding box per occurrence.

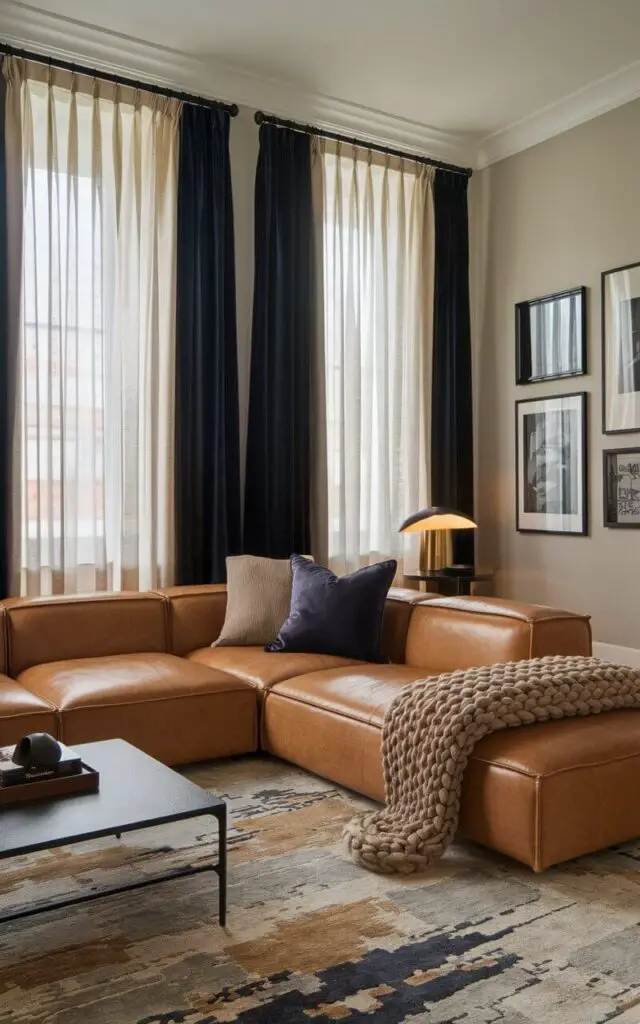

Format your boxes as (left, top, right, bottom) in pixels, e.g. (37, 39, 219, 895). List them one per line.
(213, 555, 293, 647)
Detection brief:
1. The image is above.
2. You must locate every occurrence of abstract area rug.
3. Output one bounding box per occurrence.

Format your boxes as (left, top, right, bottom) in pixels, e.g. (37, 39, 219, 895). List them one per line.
(2, 758, 640, 1024)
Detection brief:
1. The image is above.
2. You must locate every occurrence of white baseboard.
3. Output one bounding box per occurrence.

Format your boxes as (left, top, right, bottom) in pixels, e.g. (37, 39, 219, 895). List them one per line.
(592, 641, 640, 668)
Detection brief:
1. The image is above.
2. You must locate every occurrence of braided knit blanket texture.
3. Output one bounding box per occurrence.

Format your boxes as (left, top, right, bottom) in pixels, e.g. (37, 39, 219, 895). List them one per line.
(344, 655, 640, 874)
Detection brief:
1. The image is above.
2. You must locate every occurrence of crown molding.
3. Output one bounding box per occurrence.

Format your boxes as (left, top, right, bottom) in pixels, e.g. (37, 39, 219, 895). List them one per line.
(477, 57, 640, 168)
(0, 1, 478, 168)
(5, 1, 640, 172)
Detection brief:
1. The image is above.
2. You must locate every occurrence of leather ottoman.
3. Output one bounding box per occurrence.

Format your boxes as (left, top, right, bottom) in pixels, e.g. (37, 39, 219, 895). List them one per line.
(263, 668, 640, 871)
(459, 709, 640, 870)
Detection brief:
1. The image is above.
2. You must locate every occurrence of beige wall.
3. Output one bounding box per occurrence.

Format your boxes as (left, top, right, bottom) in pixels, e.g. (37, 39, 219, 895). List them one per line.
(477, 98, 640, 648)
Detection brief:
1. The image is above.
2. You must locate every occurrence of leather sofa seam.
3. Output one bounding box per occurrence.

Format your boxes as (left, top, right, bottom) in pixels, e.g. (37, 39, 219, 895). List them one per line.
(426, 603, 590, 625)
(0, 706, 57, 719)
(534, 776, 542, 872)
(23, 683, 257, 714)
(159, 593, 173, 654)
(194, 660, 372, 692)
(265, 690, 383, 729)
(470, 748, 640, 778)
(6, 594, 164, 610)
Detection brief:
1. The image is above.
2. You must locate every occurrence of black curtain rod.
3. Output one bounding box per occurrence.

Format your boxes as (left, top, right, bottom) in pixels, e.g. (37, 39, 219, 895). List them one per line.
(254, 110, 472, 178)
(0, 43, 239, 117)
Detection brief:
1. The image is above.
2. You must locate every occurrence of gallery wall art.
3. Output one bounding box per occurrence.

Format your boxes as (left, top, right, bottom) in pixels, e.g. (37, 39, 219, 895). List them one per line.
(516, 286, 587, 385)
(516, 392, 588, 535)
(515, 259, 640, 534)
(602, 261, 640, 434)
(603, 447, 640, 528)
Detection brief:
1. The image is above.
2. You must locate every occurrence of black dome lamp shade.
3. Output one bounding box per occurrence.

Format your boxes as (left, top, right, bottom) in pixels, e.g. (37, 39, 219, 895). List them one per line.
(399, 506, 477, 573)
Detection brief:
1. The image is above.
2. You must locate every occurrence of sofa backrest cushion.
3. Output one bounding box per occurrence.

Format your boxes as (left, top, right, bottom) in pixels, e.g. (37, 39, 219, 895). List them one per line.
(159, 585, 228, 656)
(162, 584, 433, 661)
(380, 589, 438, 663)
(403, 596, 592, 673)
(6, 592, 167, 676)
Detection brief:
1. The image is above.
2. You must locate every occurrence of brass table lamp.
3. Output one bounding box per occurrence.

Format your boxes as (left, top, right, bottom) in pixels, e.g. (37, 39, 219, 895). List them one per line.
(399, 506, 477, 574)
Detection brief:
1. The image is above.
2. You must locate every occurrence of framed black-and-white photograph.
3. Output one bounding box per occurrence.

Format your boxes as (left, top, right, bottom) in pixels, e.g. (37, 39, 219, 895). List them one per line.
(516, 392, 588, 535)
(602, 261, 640, 433)
(603, 448, 640, 527)
(516, 286, 587, 384)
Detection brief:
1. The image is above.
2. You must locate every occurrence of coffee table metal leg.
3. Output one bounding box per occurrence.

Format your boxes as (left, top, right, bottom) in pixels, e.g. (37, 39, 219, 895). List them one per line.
(218, 806, 227, 927)
(0, 808, 228, 928)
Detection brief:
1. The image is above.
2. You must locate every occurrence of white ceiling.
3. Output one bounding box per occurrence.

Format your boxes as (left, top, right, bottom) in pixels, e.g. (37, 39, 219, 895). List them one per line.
(3, 0, 640, 166)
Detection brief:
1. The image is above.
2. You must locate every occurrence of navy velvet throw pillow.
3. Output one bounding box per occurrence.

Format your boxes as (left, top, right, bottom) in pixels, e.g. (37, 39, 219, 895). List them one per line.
(266, 555, 397, 662)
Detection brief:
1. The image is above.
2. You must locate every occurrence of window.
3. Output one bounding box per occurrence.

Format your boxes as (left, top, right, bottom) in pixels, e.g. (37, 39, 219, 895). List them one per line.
(17, 71, 179, 595)
(23, 159, 105, 576)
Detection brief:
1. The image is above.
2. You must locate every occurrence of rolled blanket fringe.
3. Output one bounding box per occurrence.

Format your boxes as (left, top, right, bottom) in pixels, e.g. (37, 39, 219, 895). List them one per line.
(344, 655, 640, 874)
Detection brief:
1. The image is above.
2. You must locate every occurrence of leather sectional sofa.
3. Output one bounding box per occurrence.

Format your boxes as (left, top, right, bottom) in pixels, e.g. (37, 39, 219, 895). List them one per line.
(1, 585, 638, 872)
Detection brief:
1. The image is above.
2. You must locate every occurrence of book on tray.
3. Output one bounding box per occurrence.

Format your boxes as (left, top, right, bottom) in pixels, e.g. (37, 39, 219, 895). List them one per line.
(0, 742, 83, 787)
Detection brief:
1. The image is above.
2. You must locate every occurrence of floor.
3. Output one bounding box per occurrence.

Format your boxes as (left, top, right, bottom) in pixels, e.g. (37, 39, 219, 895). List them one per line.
(1, 755, 640, 1023)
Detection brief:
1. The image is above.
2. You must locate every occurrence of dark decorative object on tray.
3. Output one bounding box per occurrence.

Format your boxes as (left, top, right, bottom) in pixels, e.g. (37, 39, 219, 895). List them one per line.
(603, 448, 640, 527)
(12, 732, 62, 769)
(0, 737, 99, 807)
(516, 286, 587, 384)
(516, 392, 588, 535)
(266, 554, 397, 662)
(602, 261, 640, 433)
(1, 738, 82, 787)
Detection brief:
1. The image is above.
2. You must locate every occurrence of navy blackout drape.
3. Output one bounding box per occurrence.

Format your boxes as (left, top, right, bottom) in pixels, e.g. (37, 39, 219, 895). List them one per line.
(175, 105, 241, 584)
(243, 123, 313, 557)
(431, 169, 474, 566)
(0, 73, 11, 596)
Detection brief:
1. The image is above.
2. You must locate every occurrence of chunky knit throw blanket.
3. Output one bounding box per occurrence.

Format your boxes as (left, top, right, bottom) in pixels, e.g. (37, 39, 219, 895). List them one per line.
(344, 655, 640, 874)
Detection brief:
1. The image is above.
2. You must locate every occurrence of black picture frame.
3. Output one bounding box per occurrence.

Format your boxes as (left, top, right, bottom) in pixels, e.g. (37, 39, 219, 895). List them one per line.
(603, 447, 640, 528)
(515, 391, 588, 535)
(602, 260, 640, 434)
(515, 286, 587, 385)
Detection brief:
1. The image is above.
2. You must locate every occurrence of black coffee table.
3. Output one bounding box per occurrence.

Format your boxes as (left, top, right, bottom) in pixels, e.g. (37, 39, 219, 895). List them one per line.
(0, 739, 227, 926)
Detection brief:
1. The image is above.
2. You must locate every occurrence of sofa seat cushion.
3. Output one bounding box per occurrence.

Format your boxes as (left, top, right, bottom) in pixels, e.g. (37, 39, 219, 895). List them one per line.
(270, 665, 429, 726)
(469, 708, 640, 777)
(187, 646, 367, 692)
(262, 665, 425, 800)
(0, 675, 58, 745)
(18, 653, 257, 765)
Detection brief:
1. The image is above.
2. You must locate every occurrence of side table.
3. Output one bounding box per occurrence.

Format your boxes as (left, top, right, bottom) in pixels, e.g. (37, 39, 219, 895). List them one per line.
(404, 571, 493, 597)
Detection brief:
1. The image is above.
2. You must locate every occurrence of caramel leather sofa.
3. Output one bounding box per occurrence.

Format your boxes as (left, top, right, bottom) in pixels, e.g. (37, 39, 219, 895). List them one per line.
(1, 585, 637, 872)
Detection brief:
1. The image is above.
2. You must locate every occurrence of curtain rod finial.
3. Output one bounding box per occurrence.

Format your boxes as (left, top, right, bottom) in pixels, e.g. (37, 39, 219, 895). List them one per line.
(254, 110, 265, 125)
(229, 103, 239, 117)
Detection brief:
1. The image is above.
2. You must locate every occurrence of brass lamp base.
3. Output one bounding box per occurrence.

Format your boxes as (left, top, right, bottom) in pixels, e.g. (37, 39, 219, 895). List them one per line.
(419, 529, 453, 573)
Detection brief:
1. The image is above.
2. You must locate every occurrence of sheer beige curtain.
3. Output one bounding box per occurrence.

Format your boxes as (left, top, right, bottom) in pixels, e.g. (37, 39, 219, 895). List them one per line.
(318, 140, 434, 576)
(4, 58, 179, 596)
